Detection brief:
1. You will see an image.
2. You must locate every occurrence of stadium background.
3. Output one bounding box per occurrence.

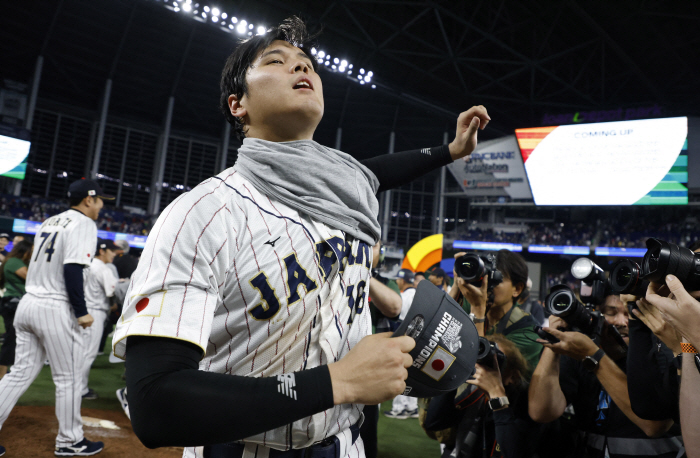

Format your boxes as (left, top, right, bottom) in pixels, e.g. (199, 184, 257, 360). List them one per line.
(1, 1, 700, 456)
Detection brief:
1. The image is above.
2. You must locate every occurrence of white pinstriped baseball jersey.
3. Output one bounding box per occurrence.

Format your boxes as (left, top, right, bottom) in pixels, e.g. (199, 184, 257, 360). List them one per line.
(84, 258, 117, 312)
(25, 209, 97, 302)
(113, 167, 373, 458)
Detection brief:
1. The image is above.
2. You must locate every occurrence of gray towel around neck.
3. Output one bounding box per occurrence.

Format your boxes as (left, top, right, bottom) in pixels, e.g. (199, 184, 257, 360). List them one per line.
(235, 138, 381, 245)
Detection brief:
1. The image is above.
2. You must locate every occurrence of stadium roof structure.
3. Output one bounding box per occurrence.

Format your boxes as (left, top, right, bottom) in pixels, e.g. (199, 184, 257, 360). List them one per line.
(2, 0, 700, 215)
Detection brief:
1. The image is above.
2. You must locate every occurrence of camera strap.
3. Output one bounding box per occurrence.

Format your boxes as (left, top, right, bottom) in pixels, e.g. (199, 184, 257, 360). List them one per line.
(495, 306, 516, 336)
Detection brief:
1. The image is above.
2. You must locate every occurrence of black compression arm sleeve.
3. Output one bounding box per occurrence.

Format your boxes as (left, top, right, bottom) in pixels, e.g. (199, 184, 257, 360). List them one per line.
(64, 263, 88, 318)
(125, 336, 335, 448)
(362, 145, 452, 193)
(626, 319, 679, 422)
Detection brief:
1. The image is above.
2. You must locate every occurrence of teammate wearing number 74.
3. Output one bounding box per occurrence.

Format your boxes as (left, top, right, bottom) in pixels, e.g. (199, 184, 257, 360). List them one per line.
(0, 179, 110, 457)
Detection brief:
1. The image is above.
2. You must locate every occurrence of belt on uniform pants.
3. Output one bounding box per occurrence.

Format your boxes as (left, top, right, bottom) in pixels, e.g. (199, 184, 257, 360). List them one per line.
(204, 416, 363, 458)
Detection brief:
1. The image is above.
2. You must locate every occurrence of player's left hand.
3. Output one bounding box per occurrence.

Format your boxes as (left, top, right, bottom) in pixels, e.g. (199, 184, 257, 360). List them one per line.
(537, 327, 599, 361)
(77, 313, 95, 328)
(448, 105, 490, 160)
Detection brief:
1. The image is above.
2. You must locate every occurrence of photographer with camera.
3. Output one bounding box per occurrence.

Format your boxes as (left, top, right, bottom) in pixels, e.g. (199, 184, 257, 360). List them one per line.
(450, 250, 542, 373)
(622, 292, 682, 425)
(528, 289, 682, 457)
(645, 274, 700, 457)
(423, 335, 542, 458)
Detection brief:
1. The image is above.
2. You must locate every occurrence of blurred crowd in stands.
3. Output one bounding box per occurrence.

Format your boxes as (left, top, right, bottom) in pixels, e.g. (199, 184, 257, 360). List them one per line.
(0, 195, 153, 235)
(454, 215, 700, 248)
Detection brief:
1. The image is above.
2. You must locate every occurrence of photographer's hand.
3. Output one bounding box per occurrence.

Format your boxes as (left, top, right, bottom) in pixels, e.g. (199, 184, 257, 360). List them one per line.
(538, 328, 598, 361)
(645, 276, 700, 349)
(634, 298, 682, 356)
(466, 355, 506, 399)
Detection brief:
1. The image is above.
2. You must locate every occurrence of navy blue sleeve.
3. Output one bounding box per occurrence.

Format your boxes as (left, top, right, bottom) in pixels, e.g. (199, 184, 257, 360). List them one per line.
(125, 336, 335, 448)
(64, 263, 88, 318)
(362, 145, 452, 193)
(626, 319, 679, 422)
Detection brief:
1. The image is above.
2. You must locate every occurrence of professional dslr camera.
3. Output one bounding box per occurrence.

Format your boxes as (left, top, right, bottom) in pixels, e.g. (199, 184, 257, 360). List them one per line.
(610, 238, 700, 313)
(643, 238, 700, 289)
(454, 253, 503, 290)
(476, 336, 507, 370)
(536, 258, 627, 361)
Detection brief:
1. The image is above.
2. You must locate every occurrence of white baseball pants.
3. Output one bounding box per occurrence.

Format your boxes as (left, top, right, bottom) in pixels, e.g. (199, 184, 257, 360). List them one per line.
(0, 296, 85, 447)
(81, 308, 107, 395)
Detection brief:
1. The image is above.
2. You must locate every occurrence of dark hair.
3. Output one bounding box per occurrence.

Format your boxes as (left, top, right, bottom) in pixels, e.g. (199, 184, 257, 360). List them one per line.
(0, 240, 33, 288)
(486, 334, 529, 388)
(496, 250, 528, 301)
(69, 195, 88, 207)
(219, 16, 319, 140)
(690, 240, 700, 252)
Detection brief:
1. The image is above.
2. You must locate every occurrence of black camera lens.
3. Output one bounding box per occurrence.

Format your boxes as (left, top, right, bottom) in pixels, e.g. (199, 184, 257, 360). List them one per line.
(545, 285, 596, 335)
(457, 255, 482, 280)
(476, 337, 506, 370)
(611, 260, 647, 296)
(455, 253, 487, 285)
(642, 238, 700, 290)
(546, 286, 576, 316)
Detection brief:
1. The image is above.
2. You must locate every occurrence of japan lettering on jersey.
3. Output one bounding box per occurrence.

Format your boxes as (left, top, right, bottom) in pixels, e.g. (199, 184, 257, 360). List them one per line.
(114, 169, 372, 457)
(25, 209, 97, 302)
(85, 258, 118, 312)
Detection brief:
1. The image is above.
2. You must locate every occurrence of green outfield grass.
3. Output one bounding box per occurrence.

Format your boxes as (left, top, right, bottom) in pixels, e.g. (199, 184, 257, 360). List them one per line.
(377, 401, 441, 457)
(0, 320, 440, 457)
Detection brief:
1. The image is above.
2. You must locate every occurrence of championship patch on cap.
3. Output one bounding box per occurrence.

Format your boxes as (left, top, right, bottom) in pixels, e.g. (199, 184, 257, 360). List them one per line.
(88, 190, 96, 196)
(392, 281, 479, 397)
(420, 346, 456, 381)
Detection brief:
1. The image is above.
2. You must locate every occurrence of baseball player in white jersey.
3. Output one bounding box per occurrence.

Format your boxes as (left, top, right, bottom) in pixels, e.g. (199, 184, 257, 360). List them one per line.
(113, 16, 489, 458)
(81, 238, 119, 400)
(0, 179, 110, 457)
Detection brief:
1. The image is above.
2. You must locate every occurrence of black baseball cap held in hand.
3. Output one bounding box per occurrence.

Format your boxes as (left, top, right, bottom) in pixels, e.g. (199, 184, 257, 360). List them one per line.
(392, 281, 479, 398)
(67, 179, 115, 200)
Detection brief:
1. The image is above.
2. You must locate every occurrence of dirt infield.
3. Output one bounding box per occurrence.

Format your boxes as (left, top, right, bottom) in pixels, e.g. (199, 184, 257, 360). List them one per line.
(0, 406, 183, 457)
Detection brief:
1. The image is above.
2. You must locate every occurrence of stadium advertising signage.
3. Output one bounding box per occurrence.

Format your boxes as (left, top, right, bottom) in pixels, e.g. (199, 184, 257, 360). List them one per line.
(447, 135, 532, 199)
(452, 240, 523, 252)
(515, 117, 688, 206)
(12, 218, 148, 248)
(594, 247, 646, 257)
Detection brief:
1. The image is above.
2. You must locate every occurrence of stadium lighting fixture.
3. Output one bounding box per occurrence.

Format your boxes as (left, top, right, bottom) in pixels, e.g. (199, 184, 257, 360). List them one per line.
(156, 0, 376, 88)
